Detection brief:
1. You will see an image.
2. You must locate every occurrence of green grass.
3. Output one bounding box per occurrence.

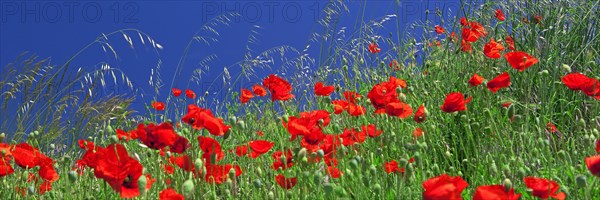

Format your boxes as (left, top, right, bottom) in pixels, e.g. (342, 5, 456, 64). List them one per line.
(1, 0, 599, 199)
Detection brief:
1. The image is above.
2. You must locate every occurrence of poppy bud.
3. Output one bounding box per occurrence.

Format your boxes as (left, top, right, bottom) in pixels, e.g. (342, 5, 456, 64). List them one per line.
(182, 179, 194, 197)
(503, 178, 512, 190)
(268, 191, 275, 200)
(297, 148, 307, 159)
(372, 183, 382, 193)
(561, 64, 572, 72)
(68, 170, 78, 182)
(445, 151, 452, 158)
(539, 70, 549, 76)
(490, 162, 498, 175)
(282, 114, 289, 122)
(228, 168, 236, 178)
(501, 164, 511, 176)
(506, 106, 515, 118)
(0, 133, 4, 143)
(369, 164, 377, 174)
(138, 175, 147, 194)
(578, 119, 586, 130)
(342, 57, 348, 65)
(342, 65, 348, 72)
(223, 129, 232, 140)
(194, 158, 203, 170)
(226, 178, 233, 187)
(414, 152, 422, 164)
(517, 167, 526, 178)
(575, 175, 587, 188)
(109, 135, 119, 143)
(317, 150, 325, 158)
(28, 186, 35, 194)
(398, 93, 407, 102)
(349, 159, 359, 169)
(228, 116, 237, 124)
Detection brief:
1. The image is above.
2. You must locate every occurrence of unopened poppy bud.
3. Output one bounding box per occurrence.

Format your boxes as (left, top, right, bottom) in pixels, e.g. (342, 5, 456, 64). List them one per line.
(575, 175, 587, 188)
(229, 168, 236, 178)
(109, 135, 119, 143)
(0, 133, 4, 143)
(506, 106, 515, 118)
(182, 179, 194, 197)
(252, 179, 263, 188)
(414, 152, 422, 164)
(342, 65, 348, 71)
(539, 70, 549, 76)
(470, 122, 480, 130)
(342, 57, 348, 65)
(349, 159, 359, 169)
(49, 144, 55, 149)
(398, 93, 407, 102)
(228, 116, 237, 124)
(445, 151, 452, 158)
(490, 162, 498, 175)
(282, 114, 289, 122)
(317, 149, 325, 158)
(296, 148, 307, 159)
(578, 119, 586, 129)
(226, 178, 233, 187)
(268, 191, 275, 200)
(68, 170, 78, 182)
(369, 164, 377, 174)
(501, 164, 511, 176)
(313, 172, 322, 184)
(503, 178, 512, 190)
(561, 64, 572, 72)
(28, 186, 35, 194)
(517, 167, 526, 178)
(137, 175, 148, 194)
(194, 158, 203, 170)
(372, 183, 382, 192)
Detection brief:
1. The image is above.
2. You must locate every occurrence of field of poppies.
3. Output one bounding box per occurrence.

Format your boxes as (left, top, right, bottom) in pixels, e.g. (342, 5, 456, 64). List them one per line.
(1, 0, 599, 199)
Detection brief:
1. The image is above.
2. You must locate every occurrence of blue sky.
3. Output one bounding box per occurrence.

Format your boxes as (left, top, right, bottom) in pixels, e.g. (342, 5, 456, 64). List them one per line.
(1, 0, 461, 114)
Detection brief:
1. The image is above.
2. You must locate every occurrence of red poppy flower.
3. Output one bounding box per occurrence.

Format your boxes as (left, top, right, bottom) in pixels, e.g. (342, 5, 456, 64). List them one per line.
(362, 124, 382, 138)
(271, 150, 294, 170)
(495, 9, 505, 21)
(487, 72, 511, 93)
(235, 145, 248, 157)
(152, 101, 165, 111)
(162, 164, 175, 174)
(534, 15, 543, 24)
(263, 74, 295, 101)
(585, 155, 600, 177)
(423, 174, 468, 200)
(461, 39, 473, 53)
(473, 185, 520, 200)
(282, 110, 330, 141)
(501, 102, 513, 108)
(170, 136, 191, 154)
(368, 43, 381, 54)
(414, 104, 427, 123)
(182, 105, 231, 136)
(185, 89, 196, 99)
(133, 123, 180, 151)
(240, 88, 254, 104)
(204, 164, 242, 184)
(561, 73, 591, 90)
(172, 88, 182, 97)
(385, 102, 413, 118)
(252, 84, 267, 97)
(314, 82, 335, 96)
(93, 144, 144, 198)
(275, 174, 297, 189)
(484, 39, 505, 59)
(462, 21, 487, 42)
(332, 100, 349, 114)
(413, 127, 424, 139)
(441, 92, 472, 113)
(340, 128, 367, 146)
(383, 160, 403, 174)
(389, 59, 401, 70)
(0, 159, 14, 178)
(435, 25, 445, 34)
(159, 188, 184, 200)
(11, 143, 45, 169)
(256, 130, 265, 137)
(169, 155, 194, 172)
(449, 31, 457, 41)
(197, 136, 225, 164)
(505, 35, 515, 50)
(546, 122, 557, 133)
(460, 17, 468, 26)
(468, 73, 485, 87)
(523, 177, 566, 200)
(248, 140, 275, 158)
(327, 166, 342, 178)
(582, 79, 600, 99)
(596, 139, 600, 153)
(504, 51, 538, 72)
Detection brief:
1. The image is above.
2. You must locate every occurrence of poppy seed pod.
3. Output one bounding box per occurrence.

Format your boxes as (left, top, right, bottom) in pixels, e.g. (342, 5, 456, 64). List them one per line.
(137, 175, 148, 194)
(182, 179, 194, 197)
(503, 178, 512, 190)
